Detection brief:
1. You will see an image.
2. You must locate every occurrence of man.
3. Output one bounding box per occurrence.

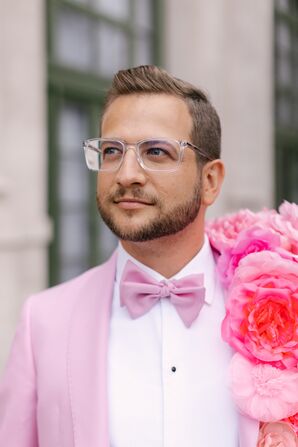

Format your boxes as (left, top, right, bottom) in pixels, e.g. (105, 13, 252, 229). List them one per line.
(0, 65, 259, 446)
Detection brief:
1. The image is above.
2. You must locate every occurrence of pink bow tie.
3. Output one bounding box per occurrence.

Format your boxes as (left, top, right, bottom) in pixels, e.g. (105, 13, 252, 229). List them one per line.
(120, 260, 206, 328)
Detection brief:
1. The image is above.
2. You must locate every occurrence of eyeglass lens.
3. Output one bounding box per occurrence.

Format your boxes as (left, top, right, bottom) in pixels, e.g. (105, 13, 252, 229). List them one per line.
(85, 139, 181, 171)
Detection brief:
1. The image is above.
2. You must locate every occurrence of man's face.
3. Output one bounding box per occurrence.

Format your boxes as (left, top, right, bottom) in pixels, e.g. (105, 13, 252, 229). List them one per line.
(97, 93, 203, 242)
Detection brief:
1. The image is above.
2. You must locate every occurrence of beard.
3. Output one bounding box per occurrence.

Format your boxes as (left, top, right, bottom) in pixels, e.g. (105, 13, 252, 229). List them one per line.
(97, 180, 202, 242)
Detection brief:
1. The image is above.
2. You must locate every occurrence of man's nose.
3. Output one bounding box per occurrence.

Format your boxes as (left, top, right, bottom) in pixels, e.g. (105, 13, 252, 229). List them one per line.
(115, 147, 147, 187)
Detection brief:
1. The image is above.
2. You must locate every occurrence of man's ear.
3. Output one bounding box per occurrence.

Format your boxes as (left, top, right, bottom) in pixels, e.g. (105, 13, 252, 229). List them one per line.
(201, 159, 225, 206)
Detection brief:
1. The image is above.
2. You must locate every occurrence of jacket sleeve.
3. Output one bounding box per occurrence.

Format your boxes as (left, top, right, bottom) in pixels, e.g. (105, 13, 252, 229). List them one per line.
(0, 296, 38, 446)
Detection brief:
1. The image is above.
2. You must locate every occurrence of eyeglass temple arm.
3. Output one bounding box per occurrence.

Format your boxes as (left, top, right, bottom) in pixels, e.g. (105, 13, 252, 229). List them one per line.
(184, 141, 213, 161)
(83, 141, 100, 152)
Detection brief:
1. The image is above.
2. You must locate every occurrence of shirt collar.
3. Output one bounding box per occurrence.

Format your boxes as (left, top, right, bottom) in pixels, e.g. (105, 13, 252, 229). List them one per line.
(115, 234, 217, 305)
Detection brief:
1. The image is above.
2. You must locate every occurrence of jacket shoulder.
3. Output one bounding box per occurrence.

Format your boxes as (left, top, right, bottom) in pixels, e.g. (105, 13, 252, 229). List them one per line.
(27, 251, 117, 316)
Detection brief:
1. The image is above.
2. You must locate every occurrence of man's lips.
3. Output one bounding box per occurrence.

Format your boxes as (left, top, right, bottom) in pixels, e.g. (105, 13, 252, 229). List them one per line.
(113, 198, 154, 209)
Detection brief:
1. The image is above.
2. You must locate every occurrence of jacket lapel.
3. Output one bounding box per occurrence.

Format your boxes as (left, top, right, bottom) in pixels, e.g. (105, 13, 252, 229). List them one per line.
(67, 252, 117, 447)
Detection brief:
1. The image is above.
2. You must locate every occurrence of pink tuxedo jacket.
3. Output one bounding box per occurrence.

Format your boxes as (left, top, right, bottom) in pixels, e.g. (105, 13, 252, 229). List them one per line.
(0, 251, 259, 446)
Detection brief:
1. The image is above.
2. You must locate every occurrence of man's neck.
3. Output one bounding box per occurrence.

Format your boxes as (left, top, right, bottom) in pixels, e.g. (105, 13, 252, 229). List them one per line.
(120, 220, 205, 279)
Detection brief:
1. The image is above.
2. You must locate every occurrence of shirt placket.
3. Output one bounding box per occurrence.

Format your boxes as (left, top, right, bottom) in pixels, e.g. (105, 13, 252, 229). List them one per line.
(160, 296, 180, 447)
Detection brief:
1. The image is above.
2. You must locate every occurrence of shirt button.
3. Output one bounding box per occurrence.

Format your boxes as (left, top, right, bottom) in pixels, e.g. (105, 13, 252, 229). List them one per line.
(171, 366, 176, 372)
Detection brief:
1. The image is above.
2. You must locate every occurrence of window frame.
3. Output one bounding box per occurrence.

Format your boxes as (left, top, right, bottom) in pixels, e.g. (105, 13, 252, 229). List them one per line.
(47, 0, 163, 285)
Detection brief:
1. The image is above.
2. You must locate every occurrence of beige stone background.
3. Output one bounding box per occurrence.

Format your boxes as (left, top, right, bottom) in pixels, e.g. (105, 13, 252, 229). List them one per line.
(0, 0, 275, 373)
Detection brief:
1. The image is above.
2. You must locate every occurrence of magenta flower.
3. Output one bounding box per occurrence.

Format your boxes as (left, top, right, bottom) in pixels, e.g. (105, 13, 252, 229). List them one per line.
(217, 226, 281, 287)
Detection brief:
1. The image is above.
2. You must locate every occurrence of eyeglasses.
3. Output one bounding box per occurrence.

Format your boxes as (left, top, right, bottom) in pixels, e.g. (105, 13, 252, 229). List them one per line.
(83, 138, 212, 172)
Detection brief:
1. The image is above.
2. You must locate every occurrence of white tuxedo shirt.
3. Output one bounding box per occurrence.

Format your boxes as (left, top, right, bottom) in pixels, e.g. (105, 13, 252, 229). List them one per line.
(108, 235, 239, 446)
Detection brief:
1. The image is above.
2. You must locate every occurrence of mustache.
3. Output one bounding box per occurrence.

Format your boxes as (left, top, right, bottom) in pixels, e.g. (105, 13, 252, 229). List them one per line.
(107, 186, 158, 205)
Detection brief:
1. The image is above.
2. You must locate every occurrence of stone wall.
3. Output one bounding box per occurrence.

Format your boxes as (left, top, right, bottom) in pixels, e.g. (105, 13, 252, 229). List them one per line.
(164, 0, 274, 217)
(0, 0, 51, 372)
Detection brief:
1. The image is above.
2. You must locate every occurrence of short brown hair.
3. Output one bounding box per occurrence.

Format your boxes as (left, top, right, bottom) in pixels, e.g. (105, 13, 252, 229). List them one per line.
(102, 65, 221, 161)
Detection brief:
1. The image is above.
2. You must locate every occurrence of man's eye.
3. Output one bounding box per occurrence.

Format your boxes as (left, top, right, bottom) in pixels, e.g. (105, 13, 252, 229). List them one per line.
(146, 147, 168, 156)
(102, 147, 122, 156)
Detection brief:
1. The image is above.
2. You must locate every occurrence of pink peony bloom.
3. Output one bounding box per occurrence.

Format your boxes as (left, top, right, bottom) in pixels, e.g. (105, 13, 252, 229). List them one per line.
(222, 251, 298, 368)
(263, 202, 298, 256)
(257, 422, 298, 447)
(279, 201, 298, 229)
(230, 353, 298, 421)
(206, 209, 260, 253)
(217, 226, 281, 287)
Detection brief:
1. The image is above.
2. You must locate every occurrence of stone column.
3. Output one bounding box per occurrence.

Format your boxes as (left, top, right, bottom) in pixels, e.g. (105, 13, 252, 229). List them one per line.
(0, 0, 51, 372)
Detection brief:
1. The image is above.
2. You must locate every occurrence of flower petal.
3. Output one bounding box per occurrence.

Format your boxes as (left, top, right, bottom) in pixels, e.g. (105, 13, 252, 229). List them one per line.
(231, 353, 298, 421)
